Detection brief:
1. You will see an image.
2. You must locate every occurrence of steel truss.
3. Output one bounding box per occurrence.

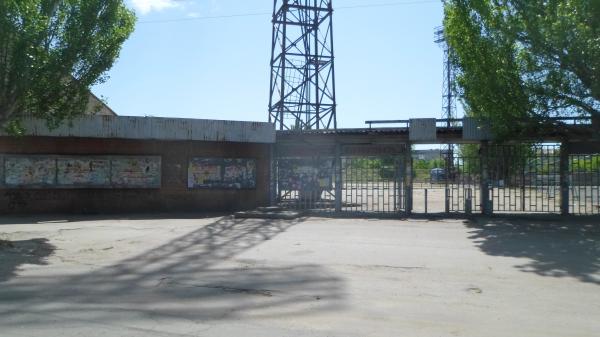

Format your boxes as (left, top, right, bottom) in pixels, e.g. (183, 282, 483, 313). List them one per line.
(269, 0, 337, 131)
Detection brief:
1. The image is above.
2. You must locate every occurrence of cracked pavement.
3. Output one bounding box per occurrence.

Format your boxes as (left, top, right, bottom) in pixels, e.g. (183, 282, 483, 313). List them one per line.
(0, 215, 598, 336)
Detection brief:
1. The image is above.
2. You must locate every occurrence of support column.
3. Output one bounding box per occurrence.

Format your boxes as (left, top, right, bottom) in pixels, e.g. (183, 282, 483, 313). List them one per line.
(560, 142, 570, 216)
(480, 142, 492, 215)
(269, 144, 277, 206)
(404, 145, 413, 215)
(335, 142, 342, 212)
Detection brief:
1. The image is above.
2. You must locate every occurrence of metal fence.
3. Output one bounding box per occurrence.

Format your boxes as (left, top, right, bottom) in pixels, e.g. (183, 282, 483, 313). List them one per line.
(274, 143, 599, 217)
(276, 157, 337, 213)
(448, 149, 481, 214)
(275, 155, 406, 215)
(340, 156, 405, 214)
(487, 144, 561, 214)
(411, 146, 481, 214)
(569, 154, 600, 215)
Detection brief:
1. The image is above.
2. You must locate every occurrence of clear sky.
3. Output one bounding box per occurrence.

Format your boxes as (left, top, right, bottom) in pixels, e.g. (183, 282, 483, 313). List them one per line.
(93, 0, 448, 128)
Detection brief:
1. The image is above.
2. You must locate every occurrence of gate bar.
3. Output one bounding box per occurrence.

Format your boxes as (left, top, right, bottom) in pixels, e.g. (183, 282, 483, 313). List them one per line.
(560, 142, 570, 215)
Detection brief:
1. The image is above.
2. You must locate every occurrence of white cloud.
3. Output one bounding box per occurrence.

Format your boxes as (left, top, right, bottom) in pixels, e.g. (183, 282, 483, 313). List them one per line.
(130, 0, 181, 15)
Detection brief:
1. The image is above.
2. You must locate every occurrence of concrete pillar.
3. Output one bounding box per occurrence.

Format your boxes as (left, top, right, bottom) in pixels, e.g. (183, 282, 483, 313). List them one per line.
(269, 144, 277, 206)
(480, 142, 492, 215)
(560, 142, 570, 216)
(404, 145, 413, 215)
(335, 143, 342, 212)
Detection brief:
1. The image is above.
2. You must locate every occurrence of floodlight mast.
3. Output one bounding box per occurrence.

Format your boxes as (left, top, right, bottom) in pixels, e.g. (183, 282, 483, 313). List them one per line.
(268, 0, 337, 131)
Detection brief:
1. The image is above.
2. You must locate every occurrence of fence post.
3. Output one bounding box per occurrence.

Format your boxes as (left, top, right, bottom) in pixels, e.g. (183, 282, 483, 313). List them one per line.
(445, 149, 451, 213)
(404, 145, 413, 215)
(480, 142, 492, 215)
(335, 142, 343, 212)
(445, 187, 450, 213)
(560, 142, 570, 216)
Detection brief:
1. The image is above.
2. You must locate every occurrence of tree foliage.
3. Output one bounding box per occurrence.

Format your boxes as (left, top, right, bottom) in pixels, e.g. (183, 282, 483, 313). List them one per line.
(444, 0, 600, 138)
(0, 0, 135, 130)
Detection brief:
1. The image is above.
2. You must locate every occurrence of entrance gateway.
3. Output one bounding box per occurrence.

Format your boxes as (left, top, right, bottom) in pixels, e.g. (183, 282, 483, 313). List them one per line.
(271, 118, 600, 217)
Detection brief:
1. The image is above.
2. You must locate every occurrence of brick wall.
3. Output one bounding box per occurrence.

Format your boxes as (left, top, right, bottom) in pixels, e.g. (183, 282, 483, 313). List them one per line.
(0, 136, 271, 214)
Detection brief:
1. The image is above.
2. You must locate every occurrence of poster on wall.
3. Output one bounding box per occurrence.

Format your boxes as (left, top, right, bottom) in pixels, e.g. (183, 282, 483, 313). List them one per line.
(222, 159, 256, 189)
(1, 155, 162, 189)
(4, 157, 56, 187)
(111, 157, 161, 188)
(188, 158, 256, 189)
(188, 158, 222, 188)
(57, 158, 111, 187)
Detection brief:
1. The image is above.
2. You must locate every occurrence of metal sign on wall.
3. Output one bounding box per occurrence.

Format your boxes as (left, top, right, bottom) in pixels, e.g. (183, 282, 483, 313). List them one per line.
(188, 158, 256, 189)
(0, 155, 161, 189)
(409, 118, 437, 142)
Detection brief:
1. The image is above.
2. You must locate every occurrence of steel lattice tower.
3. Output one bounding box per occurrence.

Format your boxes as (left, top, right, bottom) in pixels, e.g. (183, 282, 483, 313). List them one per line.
(435, 26, 457, 127)
(268, 0, 337, 131)
(435, 25, 458, 195)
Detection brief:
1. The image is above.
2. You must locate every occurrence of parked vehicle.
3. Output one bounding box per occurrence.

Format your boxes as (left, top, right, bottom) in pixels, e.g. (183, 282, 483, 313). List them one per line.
(430, 168, 446, 183)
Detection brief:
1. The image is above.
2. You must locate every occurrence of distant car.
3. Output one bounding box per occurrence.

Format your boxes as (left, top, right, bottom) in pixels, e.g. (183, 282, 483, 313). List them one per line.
(430, 168, 446, 183)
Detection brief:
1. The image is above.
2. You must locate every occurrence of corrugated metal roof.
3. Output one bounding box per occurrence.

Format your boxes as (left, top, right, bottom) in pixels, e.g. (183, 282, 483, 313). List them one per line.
(1, 116, 276, 144)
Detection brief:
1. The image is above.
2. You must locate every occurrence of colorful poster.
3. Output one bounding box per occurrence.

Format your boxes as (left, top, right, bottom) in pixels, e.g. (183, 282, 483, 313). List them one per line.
(111, 157, 161, 188)
(4, 157, 56, 187)
(223, 159, 256, 189)
(188, 158, 256, 189)
(188, 159, 222, 188)
(57, 158, 110, 186)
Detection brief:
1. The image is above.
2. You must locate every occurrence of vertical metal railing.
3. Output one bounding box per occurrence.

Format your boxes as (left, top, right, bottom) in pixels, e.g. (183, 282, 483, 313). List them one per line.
(339, 156, 404, 214)
(273, 144, 599, 217)
(486, 144, 561, 214)
(448, 148, 481, 213)
(275, 155, 406, 215)
(569, 154, 600, 215)
(276, 157, 336, 213)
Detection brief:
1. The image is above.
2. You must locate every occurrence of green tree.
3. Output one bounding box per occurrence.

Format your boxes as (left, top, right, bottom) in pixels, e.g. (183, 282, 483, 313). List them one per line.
(0, 0, 135, 131)
(444, 0, 600, 139)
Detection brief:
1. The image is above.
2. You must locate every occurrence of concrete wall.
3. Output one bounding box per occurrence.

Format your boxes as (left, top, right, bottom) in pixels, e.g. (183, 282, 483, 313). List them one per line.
(0, 116, 276, 143)
(0, 136, 271, 214)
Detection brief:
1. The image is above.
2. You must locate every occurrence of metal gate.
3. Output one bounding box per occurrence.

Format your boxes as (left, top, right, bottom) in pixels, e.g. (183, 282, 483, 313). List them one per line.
(411, 148, 447, 214)
(411, 144, 566, 215)
(273, 143, 599, 217)
(274, 153, 407, 215)
(570, 153, 600, 215)
(276, 156, 337, 213)
(411, 145, 481, 214)
(486, 144, 561, 214)
(340, 156, 405, 214)
(447, 146, 481, 213)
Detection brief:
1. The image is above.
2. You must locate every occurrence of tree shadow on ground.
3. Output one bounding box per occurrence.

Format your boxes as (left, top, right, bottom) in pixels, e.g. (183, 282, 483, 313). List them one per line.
(0, 216, 346, 328)
(465, 218, 600, 285)
(0, 238, 55, 283)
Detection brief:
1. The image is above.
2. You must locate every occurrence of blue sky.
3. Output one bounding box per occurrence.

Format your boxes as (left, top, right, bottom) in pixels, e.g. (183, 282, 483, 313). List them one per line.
(93, 0, 449, 128)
